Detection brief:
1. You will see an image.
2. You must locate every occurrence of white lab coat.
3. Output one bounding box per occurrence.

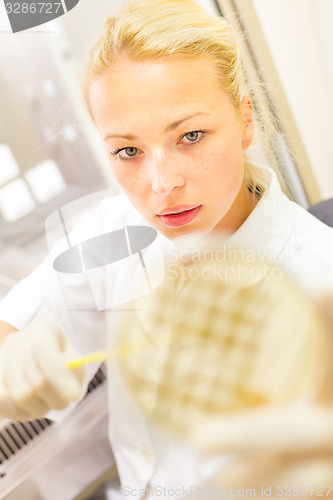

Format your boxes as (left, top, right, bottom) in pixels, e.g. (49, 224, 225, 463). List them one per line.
(0, 163, 333, 494)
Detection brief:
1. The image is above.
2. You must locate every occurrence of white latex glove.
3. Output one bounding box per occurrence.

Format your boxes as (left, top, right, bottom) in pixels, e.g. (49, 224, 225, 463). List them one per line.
(189, 404, 333, 454)
(187, 404, 333, 498)
(0, 321, 85, 421)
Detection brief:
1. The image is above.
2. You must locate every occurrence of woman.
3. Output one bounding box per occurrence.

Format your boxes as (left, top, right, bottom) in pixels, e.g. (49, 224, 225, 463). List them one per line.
(0, 0, 332, 493)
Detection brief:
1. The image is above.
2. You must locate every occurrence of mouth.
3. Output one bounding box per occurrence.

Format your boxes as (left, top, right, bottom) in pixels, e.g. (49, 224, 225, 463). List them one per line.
(157, 205, 202, 227)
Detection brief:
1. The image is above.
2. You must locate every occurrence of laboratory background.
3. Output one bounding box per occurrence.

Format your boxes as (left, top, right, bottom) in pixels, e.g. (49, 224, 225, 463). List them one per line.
(0, 0, 333, 498)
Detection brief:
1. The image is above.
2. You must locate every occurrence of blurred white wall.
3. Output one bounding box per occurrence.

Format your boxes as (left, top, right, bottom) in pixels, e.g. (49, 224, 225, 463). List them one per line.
(197, 0, 220, 16)
(312, 0, 333, 106)
(60, 0, 121, 62)
(251, 0, 333, 199)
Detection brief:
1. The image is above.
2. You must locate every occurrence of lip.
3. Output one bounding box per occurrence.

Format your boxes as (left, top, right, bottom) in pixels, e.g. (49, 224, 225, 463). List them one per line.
(157, 204, 200, 216)
(157, 205, 202, 227)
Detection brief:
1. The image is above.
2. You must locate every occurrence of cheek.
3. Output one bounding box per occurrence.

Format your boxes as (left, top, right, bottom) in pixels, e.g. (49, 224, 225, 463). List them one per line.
(202, 142, 245, 198)
(110, 165, 147, 206)
(110, 164, 135, 190)
(206, 140, 244, 178)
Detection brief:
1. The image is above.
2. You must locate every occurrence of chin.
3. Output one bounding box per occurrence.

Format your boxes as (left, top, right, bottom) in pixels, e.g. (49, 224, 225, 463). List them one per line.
(160, 224, 211, 242)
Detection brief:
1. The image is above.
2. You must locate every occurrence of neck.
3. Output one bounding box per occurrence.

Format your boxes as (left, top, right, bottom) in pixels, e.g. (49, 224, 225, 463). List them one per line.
(212, 181, 258, 235)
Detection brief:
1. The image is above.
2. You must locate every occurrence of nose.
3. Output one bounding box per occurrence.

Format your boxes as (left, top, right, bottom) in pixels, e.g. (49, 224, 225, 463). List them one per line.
(150, 150, 185, 196)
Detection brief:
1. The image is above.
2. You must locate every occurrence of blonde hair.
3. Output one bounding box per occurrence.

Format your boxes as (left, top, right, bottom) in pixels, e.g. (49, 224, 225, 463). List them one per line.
(81, 0, 270, 191)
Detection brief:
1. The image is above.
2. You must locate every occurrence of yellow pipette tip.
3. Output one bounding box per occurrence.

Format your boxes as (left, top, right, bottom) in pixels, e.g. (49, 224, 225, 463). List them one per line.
(67, 350, 111, 369)
(66, 333, 173, 369)
(66, 338, 150, 369)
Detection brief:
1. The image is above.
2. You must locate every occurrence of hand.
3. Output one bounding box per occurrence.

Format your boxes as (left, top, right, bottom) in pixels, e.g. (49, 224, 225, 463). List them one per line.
(190, 404, 333, 455)
(188, 288, 333, 495)
(0, 321, 85, 421)
(189, 404, 333, 497)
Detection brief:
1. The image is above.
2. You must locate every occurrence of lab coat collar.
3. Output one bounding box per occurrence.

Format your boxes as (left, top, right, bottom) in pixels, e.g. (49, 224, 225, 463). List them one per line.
(228, 163, 294, 261)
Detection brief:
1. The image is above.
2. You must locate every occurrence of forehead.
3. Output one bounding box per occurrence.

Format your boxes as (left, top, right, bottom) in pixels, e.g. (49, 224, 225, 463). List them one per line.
(88, 57, 231, 131)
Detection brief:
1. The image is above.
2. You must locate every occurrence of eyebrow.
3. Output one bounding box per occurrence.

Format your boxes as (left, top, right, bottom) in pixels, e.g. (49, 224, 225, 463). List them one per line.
(103, 112, 210, 141)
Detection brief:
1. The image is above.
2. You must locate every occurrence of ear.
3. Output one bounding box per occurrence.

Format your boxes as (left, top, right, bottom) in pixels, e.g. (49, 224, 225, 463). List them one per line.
(240, 95, 255, 150)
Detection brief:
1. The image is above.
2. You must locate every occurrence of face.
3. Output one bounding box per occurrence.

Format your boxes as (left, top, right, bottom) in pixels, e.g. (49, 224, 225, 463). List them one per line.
(89, 57, 255, 239)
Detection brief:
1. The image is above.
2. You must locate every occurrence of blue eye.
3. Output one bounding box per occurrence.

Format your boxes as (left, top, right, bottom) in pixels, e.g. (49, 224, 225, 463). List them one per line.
(120, 147, 138, 158)
(184, 131, 200, 142)
(179, 130, 206, 145)
(111, 146, 139, 160)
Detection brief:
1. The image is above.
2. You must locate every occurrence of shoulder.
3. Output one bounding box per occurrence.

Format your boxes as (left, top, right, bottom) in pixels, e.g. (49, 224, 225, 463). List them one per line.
(250, 162, 333, 250)
(281, 196, 333, 294)
(244, 162, 333, 292)
(289, 200, 333, 258)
